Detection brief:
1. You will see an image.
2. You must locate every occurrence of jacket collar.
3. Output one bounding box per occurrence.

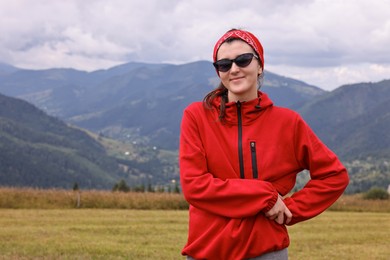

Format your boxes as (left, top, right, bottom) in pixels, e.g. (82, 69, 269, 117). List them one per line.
(212, 91, 274, 125)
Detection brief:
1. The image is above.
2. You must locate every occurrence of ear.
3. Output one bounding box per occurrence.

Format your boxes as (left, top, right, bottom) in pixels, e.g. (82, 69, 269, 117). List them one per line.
(257, 66, 263, 76)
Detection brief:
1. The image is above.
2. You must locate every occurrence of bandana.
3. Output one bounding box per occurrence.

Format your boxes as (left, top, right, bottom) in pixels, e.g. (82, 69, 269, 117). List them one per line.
(213, 29, 264, 70)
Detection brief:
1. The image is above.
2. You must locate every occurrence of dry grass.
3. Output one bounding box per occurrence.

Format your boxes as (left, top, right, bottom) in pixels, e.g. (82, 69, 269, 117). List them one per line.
(329, 193, 390, 212)
(1, 187, 390, 213)
(0, 187, 188, 210)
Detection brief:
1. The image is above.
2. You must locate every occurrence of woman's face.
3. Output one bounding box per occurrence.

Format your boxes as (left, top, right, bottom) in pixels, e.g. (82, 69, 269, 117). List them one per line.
(216, 40, 263, 102)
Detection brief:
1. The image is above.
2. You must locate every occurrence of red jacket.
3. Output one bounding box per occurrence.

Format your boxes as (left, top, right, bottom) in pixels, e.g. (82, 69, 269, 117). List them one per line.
(179, 92, 349, 259)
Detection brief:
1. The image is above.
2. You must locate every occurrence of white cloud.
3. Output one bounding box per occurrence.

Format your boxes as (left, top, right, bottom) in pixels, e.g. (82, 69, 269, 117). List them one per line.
(268, 63, 390, 90)
(0, 0, 389, 90)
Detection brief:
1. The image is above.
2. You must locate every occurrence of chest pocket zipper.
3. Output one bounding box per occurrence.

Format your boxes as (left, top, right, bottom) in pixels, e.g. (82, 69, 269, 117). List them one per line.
(250, 141, 259, 179)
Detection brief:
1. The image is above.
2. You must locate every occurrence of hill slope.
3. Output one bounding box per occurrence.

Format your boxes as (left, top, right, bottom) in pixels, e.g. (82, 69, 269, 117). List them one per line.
(0, 93, 122, 189)
(295, 80, 390, 159)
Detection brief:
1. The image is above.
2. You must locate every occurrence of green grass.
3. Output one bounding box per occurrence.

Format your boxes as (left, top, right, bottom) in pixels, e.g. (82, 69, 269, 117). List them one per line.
(0, 188, 389, 259)
(0, 209, 188, 259)
(0, 209, 389, 259)
(287, 211, 390, 260)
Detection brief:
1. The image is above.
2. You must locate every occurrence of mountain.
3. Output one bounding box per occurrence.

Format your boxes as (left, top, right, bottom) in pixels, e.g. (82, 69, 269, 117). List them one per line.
(0, 63, 19, 76)
(293, 80, 390, 193)
(0, 93, 123, 189)
(0, 61, 324, 150)
(295, 80, 390, 160)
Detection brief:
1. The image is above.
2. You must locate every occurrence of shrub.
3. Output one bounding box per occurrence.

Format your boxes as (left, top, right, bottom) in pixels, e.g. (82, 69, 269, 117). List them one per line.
(363, 187, 389, 200)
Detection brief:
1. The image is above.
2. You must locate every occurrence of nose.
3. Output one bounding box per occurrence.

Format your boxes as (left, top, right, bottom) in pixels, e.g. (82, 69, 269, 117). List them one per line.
(230, 62, 240, 73)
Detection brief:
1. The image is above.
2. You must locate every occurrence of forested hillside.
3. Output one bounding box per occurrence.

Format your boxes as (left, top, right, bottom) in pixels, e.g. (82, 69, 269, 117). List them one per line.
(0, 93, 122, 189)
(295, 80, 390, 160)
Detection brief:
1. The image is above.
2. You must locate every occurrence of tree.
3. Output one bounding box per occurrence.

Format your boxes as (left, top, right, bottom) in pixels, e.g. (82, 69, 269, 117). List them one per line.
(174, 182, 181, 194)
(112, 179, 130, 192)
(73, 182, 79, 191)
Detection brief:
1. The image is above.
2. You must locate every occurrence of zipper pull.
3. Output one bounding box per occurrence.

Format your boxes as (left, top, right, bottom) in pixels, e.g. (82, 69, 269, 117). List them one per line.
(250, 141, 256, 150)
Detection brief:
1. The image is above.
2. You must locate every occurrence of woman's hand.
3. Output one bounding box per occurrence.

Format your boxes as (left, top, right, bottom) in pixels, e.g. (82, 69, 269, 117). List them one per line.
(265, 195, 292, 225)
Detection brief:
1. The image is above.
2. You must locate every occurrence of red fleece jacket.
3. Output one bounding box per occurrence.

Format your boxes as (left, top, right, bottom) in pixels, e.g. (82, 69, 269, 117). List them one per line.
(179, 92, 349, 260)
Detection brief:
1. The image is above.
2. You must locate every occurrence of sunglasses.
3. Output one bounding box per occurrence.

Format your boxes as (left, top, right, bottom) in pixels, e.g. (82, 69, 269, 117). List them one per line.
(213, 53, 259, 72)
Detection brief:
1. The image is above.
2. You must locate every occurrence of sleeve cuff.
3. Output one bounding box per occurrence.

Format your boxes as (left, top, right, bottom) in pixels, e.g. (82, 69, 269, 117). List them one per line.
(263, 190, 278, 212)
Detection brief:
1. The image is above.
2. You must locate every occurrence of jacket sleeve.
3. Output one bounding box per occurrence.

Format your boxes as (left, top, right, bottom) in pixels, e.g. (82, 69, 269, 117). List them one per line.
(179, 108, 278, 219)
(284, 115, 349, 225)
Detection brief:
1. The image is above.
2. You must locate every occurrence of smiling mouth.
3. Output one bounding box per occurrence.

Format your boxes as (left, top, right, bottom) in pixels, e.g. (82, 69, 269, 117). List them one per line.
(230, 76, 244, 81)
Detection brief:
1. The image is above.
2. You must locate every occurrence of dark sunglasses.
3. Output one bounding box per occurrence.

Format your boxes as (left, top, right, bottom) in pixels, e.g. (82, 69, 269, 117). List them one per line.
(213, 53, 259, 72)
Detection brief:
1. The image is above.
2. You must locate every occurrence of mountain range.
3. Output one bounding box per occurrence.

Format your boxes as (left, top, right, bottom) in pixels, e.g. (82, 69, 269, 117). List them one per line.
(0, 61, 389, 192)
(0, 62, 324, 150)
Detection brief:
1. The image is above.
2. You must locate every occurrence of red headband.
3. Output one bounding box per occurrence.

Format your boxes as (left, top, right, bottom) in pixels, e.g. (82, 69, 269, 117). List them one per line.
(213, 29, 264, 70)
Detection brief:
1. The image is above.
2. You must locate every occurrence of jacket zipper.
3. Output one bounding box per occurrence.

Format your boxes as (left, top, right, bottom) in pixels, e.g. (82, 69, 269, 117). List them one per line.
(250, 141, 259, 179)
(237, 102, 245, 179)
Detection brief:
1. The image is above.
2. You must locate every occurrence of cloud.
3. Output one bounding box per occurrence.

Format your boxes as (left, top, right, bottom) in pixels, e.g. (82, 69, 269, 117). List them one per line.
(268, 63, 390, 90)
(0, 0, 389, 90)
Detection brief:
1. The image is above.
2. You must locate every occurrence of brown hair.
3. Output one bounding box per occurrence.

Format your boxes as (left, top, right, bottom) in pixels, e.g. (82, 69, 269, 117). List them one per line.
(203, 82, 229, 121)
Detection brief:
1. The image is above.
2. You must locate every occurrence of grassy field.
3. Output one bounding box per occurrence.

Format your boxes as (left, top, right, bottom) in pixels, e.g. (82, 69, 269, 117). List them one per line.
(0, 209, 187, 259)
(0, 209, 389, 259)
(0, 188, 389, 259)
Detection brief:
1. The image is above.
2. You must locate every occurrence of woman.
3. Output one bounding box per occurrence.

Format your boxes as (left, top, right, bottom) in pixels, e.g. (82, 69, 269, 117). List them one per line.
(179, 29, 349, 260)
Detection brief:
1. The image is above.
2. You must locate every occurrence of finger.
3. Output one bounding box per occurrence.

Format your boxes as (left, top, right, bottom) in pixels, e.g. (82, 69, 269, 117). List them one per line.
(285, 209, 292, 224)
(275, 212, 284, 225)
(265, 210, 278, 218)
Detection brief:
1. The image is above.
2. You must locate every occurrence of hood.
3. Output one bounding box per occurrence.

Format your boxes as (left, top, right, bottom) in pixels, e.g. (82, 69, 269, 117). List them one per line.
(212, 91, 274, 125)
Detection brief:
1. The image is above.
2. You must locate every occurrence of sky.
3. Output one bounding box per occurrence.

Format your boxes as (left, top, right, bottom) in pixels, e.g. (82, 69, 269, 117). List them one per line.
(1, 0, 390, 91)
